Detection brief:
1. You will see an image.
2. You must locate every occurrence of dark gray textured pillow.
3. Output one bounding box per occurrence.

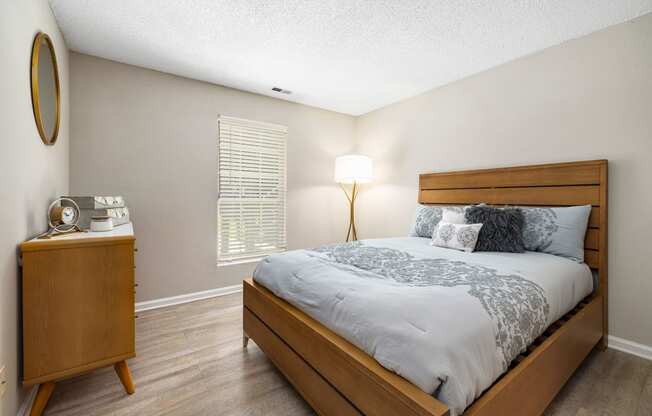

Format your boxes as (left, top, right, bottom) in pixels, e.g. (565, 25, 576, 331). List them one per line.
(465, 206, 525, 253)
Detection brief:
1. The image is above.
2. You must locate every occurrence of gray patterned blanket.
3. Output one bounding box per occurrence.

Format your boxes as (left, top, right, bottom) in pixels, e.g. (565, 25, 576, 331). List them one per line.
(253, 237, 592, 415)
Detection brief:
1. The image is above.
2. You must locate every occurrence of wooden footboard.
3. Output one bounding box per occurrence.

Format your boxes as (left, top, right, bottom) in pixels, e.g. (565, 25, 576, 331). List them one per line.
(244, 278, 603, 416)
(244, 308, 361, 415)
(244, 278, 450, 416)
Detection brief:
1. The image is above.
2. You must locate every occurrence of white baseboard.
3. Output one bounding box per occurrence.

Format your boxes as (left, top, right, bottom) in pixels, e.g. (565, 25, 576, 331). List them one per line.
(135, 284, 243, 312)
(17, 386, 37, 416)
(608, 335, 652, 361)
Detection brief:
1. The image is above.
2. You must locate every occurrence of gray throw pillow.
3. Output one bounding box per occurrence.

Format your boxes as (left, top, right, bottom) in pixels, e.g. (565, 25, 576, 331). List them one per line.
(519, 205, 591, 262)
(465, 206, 525, 252)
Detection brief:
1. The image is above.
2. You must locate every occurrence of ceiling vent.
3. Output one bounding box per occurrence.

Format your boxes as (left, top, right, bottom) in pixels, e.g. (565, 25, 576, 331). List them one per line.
(272, 87, 292, 95)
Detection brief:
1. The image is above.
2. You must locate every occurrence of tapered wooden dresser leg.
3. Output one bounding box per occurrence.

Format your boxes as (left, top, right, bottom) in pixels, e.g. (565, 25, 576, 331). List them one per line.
(243, 334, 250, 348)
(114, 360, 135, 394)
(30, 382, 55, 416)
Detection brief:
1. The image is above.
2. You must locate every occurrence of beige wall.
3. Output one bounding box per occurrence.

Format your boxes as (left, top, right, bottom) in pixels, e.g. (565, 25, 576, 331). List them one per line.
(355, 14, 652, 347)
(70, 53, 355, 302)
(0, 1, 70, 415)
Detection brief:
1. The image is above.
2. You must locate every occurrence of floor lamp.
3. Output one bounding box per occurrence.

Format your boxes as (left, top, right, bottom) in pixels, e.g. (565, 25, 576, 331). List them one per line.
(334, 155, 373, 242)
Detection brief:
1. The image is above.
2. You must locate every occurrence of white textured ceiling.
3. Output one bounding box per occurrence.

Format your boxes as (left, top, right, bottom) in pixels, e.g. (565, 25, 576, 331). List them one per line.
(50, 0, 652, 115)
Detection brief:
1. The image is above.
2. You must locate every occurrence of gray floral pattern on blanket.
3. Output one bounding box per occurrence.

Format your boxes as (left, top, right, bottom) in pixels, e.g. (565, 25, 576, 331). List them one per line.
(310, 242, 550, 369)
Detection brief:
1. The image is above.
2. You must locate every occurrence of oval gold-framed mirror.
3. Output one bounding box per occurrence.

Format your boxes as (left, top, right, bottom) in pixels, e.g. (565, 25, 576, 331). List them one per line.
(31, 32, 61, 145)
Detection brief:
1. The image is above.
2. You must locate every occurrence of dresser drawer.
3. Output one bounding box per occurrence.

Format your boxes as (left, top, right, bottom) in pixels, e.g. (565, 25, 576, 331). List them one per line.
(22, 239, 136, 385)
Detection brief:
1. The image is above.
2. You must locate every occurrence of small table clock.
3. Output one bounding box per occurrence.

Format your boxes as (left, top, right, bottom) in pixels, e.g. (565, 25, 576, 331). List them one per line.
(42, 197, 83, 238)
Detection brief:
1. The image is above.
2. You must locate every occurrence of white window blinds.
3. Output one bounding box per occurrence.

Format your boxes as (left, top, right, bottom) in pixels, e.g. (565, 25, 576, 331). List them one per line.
(217, 116, 287, 264)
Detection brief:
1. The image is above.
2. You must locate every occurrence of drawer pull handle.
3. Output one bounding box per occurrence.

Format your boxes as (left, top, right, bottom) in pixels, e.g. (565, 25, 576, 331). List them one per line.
(134, 248, 139, 252)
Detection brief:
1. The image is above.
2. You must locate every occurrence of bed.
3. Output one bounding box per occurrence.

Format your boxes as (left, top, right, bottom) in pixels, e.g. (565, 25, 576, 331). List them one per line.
(243, 160, 608, 416)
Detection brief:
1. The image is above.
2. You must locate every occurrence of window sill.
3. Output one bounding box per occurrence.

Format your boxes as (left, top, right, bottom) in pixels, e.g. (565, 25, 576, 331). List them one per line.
(217, 257, 265, 268)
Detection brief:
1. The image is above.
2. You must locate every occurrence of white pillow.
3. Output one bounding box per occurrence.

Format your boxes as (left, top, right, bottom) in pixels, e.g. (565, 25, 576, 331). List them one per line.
(431, 221, 483, 252)
(441, 207, 467, 224)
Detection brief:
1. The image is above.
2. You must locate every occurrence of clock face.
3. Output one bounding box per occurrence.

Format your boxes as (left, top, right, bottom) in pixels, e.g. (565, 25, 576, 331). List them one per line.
(61, 206, 75, 224)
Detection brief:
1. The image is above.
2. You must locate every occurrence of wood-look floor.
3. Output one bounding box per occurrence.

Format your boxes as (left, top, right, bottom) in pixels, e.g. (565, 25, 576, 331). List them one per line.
(43, 293, 652, 416)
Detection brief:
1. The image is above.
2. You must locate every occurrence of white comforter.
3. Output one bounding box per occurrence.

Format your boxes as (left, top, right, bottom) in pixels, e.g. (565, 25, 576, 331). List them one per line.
(253, 237, 592, 415)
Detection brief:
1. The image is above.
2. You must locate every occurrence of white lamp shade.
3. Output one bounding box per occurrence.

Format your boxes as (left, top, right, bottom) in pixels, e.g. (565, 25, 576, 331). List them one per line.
(334, 155, 373, 184)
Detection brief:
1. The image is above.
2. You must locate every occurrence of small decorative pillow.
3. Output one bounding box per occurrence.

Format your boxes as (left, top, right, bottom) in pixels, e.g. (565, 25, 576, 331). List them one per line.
(431, 221, 483, 252)
(465, 206, 525, 253)
(519, 205, 591, 262)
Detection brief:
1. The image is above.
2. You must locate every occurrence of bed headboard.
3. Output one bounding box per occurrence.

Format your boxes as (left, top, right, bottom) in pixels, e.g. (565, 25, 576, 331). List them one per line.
(418, 159, 608, 293)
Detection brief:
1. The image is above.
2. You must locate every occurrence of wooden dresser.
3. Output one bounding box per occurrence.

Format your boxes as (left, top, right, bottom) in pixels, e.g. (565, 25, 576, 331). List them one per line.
(20, 223, 137, 416)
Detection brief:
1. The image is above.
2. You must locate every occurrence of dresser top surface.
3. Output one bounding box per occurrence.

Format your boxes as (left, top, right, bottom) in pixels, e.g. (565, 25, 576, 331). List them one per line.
(21, 223, 135, 251)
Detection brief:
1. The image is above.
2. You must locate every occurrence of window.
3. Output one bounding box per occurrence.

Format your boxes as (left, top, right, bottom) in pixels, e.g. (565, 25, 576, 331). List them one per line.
(217, 116, 287, 264)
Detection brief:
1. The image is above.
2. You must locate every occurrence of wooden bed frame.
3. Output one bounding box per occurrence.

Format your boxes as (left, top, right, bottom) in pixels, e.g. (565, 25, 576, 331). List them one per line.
(243, 160, 608, 416)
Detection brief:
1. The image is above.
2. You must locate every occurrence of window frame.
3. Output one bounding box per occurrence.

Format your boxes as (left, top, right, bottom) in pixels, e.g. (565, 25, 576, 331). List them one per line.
(217, 115, 288, 266)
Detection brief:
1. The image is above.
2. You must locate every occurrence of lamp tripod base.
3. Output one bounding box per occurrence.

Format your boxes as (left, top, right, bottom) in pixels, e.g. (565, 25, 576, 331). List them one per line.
(346, 216, 358, 242)
(341, 182, 358, 242)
